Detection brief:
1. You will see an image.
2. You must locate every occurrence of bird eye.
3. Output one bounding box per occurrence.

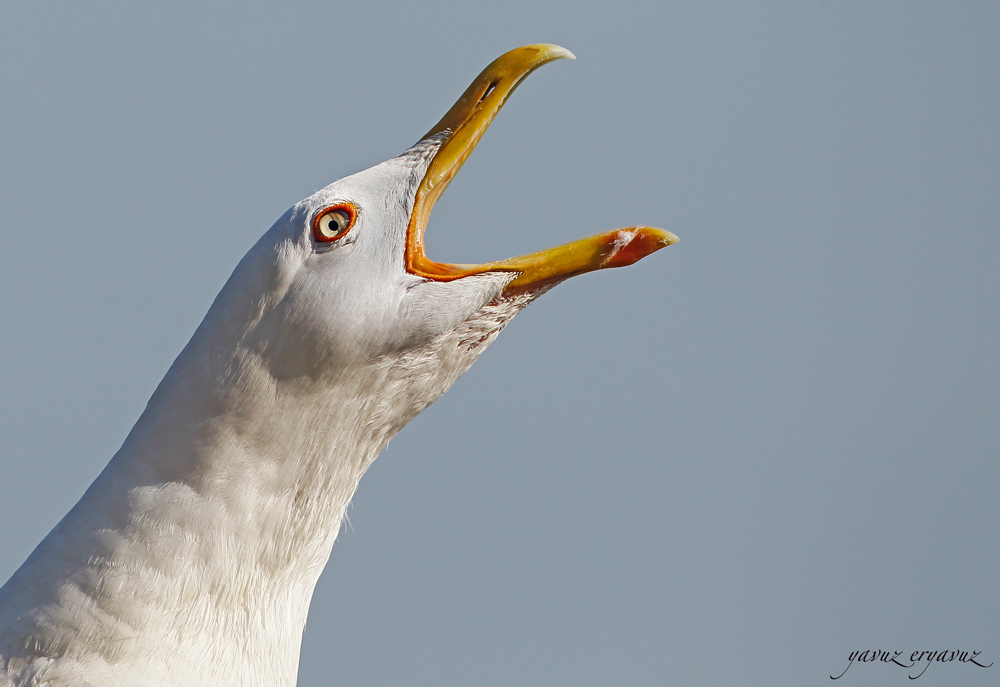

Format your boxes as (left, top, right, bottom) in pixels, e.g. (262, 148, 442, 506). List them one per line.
(313, 204, 357, 243)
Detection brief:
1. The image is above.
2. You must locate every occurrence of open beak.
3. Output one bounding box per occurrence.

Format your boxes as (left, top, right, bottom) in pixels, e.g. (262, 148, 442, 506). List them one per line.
(405, 44, 678, 296)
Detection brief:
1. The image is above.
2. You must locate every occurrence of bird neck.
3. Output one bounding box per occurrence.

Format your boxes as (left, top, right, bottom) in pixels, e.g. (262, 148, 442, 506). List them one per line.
(0, 334, 404, 686)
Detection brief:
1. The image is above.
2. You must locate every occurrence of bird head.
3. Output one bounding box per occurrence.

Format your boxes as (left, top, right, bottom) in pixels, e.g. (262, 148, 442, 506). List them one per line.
(185, 45, 676, 409)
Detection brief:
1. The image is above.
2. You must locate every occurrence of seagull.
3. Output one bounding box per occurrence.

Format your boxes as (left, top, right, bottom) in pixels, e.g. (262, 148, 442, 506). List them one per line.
(0, 45, 676, 687)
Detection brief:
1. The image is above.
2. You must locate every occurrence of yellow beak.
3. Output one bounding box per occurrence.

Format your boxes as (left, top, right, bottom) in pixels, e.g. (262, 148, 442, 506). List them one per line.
(405, 44, 678, 295)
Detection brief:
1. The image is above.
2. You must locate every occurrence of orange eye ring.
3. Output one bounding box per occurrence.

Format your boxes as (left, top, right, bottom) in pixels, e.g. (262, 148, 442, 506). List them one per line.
(313, 202, 358, 243)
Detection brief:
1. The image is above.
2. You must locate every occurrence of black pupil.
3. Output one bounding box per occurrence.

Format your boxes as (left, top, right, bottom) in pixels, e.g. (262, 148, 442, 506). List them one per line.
(325, 212, 348, 235)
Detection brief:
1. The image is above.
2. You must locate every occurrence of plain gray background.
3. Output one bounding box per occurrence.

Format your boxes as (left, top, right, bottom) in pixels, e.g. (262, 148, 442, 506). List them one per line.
(1, 1, 997, 685)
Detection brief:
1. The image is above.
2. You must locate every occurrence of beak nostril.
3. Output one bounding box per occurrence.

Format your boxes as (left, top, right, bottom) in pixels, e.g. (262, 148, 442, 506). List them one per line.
(479, 82, 497, 104)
